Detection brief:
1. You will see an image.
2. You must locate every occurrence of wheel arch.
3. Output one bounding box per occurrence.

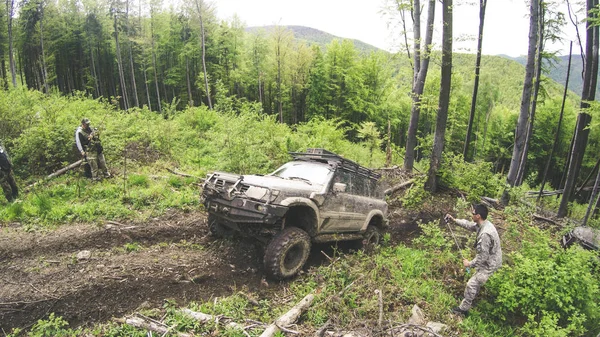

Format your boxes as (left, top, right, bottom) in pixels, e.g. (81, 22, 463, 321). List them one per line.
(361, 210, 386, 231)
(279, 197, 320, 235)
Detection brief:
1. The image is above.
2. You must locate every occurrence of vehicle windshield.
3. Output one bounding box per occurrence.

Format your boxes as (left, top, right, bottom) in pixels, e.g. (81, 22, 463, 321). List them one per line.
(270, 161, 332, 185)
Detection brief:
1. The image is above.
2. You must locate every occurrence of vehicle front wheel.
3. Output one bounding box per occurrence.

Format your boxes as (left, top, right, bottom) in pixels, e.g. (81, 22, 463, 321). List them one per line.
(264, 227, 311, 280)
(362, 225, 381, 253)
(207, 214, 233, 238)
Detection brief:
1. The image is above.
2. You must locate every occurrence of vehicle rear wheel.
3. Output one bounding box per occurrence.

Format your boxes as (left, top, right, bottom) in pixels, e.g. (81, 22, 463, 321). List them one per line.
(264, 227, 311, 280)
(208, 215, 233, 238)
(362, 225, 381, 253)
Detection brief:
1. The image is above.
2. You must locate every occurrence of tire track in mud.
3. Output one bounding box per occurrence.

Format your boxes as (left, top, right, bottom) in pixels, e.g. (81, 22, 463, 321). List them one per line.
(0, 211, 274, 332)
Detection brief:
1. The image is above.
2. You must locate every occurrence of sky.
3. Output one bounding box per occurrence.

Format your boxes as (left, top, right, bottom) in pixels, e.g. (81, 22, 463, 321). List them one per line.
(214, 0, 582, 57)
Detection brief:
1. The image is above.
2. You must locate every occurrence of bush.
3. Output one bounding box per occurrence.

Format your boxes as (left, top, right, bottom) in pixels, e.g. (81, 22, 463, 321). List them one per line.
(440, 153, 504, 201)
(487, 229, 600, 336)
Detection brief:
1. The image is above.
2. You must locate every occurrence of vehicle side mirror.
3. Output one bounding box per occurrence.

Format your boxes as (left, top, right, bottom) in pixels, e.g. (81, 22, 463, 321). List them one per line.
(333, 182, 346, 193)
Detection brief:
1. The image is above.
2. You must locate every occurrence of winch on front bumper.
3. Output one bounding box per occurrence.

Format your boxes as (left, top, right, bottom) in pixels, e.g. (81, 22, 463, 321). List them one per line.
(201, 172, 288, 224)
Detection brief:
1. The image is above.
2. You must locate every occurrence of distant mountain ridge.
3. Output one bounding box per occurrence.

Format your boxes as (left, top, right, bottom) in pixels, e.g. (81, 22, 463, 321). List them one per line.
(498, 55, 593, 99)
(249, 25, 590, 98)
(246, 25, 382, 54)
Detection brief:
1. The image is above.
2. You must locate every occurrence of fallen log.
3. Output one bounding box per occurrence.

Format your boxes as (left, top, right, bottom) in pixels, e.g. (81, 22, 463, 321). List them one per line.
(384, 179, 415, 196)
(25, 159, 84, 190)
(259, 293, 315, 337)
(533, 214, 564, 227)
(118, 316, 191, 337)
(180, 308, 244, 330)
(166, 168, 198, 179)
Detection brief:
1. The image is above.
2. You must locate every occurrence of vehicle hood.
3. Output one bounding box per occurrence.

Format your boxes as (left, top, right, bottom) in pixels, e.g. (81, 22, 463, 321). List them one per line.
(242, 174, 323, 194)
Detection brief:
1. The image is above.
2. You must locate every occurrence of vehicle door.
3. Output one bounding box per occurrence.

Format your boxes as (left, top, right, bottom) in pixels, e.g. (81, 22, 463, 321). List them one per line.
(319, 169, 368, 232)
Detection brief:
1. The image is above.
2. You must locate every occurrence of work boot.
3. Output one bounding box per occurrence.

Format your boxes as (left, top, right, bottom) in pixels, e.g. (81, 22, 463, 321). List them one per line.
(451, 307, 468, 317)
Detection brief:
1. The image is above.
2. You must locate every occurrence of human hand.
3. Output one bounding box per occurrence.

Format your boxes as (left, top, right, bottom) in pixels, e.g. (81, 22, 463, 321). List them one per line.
(462, 259, 470, 268)
(81, 151, 85, 156)
(444, 214, 454, 223)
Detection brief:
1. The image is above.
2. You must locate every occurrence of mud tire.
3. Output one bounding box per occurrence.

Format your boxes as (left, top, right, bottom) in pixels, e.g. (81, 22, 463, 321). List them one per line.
(208, 215, 233, 238)
(362, 225, 381, 253)
(264, 227, 311, 280)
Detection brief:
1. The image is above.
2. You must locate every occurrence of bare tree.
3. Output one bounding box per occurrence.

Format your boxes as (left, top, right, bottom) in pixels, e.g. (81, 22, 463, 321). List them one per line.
(426, 0, 452, 192)
(6, 0, 16, 87)
(558, 0, 598, 217)
(125, 0, 139, 108)
(538, 42, 572, 202)
(404, 0, 435, 171)
(502, 0, 540, 204)
(194, 0, 212, 110)
(112, 2, 130, 110)
(463, 0, 488, 162)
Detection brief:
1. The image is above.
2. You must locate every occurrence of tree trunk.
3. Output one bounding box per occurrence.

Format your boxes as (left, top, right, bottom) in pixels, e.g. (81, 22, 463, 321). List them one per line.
(195, 0, 212, 110)
(538, 42, 572, 202)
(150, 11, 162, 113)
(583, 158, 600, 225)
(126, 0, 140, 108)
(463, 0, 487, 162)
(90, 46, 100, 97)
(7, 0, 17, 87)
(516, 2, 545, 185)
(39, 8, 50, 94)
(425, 0, 452, 192)
(114, 12, 130, 110)
(506, 0, 539, 190)
(558, 0, 598, 217)
(186, 56, 193, 107)
(404, 0, 435, 171)
(277, 37, 283, 123)
(142, 59, 152, 111)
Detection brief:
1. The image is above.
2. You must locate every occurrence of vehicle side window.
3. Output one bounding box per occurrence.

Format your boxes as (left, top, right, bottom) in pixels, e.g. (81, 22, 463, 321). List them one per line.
(333, 170, 352, 192)
(333, 170, 373, 196)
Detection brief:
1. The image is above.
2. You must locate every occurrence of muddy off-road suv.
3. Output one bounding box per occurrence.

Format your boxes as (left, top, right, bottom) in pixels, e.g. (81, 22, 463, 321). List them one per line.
(201, 149, 388, 279)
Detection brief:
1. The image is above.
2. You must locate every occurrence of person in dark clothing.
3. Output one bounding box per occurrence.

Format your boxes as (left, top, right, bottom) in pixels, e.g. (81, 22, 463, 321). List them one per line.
(0, 144, 19, 202)
(75, 118, 110, 179)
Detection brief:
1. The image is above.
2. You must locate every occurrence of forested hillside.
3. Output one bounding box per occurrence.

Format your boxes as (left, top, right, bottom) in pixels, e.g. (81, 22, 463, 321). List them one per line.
(1, 0, 600, 336)
(0, 0, 597, 190)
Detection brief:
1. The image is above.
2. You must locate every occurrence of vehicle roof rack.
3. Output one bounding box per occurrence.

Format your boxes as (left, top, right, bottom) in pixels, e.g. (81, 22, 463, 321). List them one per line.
(289, 148, 381, 180)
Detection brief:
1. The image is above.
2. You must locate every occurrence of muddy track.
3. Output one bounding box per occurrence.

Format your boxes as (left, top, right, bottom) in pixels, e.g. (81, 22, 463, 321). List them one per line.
(0, 211, 284, 332)
(0, 200, 433, 333)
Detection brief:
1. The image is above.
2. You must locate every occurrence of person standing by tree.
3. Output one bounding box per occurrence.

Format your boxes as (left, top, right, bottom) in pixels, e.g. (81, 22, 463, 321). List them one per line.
(75, 118, 110, 180)
(445, 204, 502, 316)
(0, 144, 19, 202)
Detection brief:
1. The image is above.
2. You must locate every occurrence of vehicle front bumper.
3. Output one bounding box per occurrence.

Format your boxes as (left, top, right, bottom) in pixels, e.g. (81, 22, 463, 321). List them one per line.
(203, 196, 288, 224)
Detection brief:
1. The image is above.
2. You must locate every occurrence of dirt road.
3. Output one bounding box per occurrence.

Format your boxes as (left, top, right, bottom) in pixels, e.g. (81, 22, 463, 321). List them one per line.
(0, 210, 276, 332)
(0, 197, 429, 333)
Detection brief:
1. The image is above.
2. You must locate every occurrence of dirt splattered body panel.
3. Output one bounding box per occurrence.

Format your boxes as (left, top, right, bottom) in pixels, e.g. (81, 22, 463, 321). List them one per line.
(201, 150, 388, 243)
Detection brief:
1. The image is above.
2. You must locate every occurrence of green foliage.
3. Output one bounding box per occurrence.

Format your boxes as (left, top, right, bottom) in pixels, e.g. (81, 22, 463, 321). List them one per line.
(440, 153, 504, 201)
(400, 175, 431, 210)
(128, 174, 150, 187)
(124, 242, 142, 253)
(487, 227, 600, 336)
(28, 313, 80, 337)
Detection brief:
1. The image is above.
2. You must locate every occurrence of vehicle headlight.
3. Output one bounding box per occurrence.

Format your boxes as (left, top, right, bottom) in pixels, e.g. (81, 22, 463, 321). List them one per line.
(256, 204, 265, 212)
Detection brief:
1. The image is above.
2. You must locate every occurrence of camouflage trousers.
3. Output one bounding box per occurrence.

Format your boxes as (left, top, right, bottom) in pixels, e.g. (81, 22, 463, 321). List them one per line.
(459, 268, 495, 311)
(0, 169, 19, 202)
(86, 152, 109, 179)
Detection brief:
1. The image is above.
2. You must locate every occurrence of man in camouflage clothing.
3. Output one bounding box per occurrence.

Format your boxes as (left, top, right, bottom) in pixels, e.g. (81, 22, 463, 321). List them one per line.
(75, 118, 110, 180)
(445, 204, 502, 316)
(0, 144, 19, 202)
